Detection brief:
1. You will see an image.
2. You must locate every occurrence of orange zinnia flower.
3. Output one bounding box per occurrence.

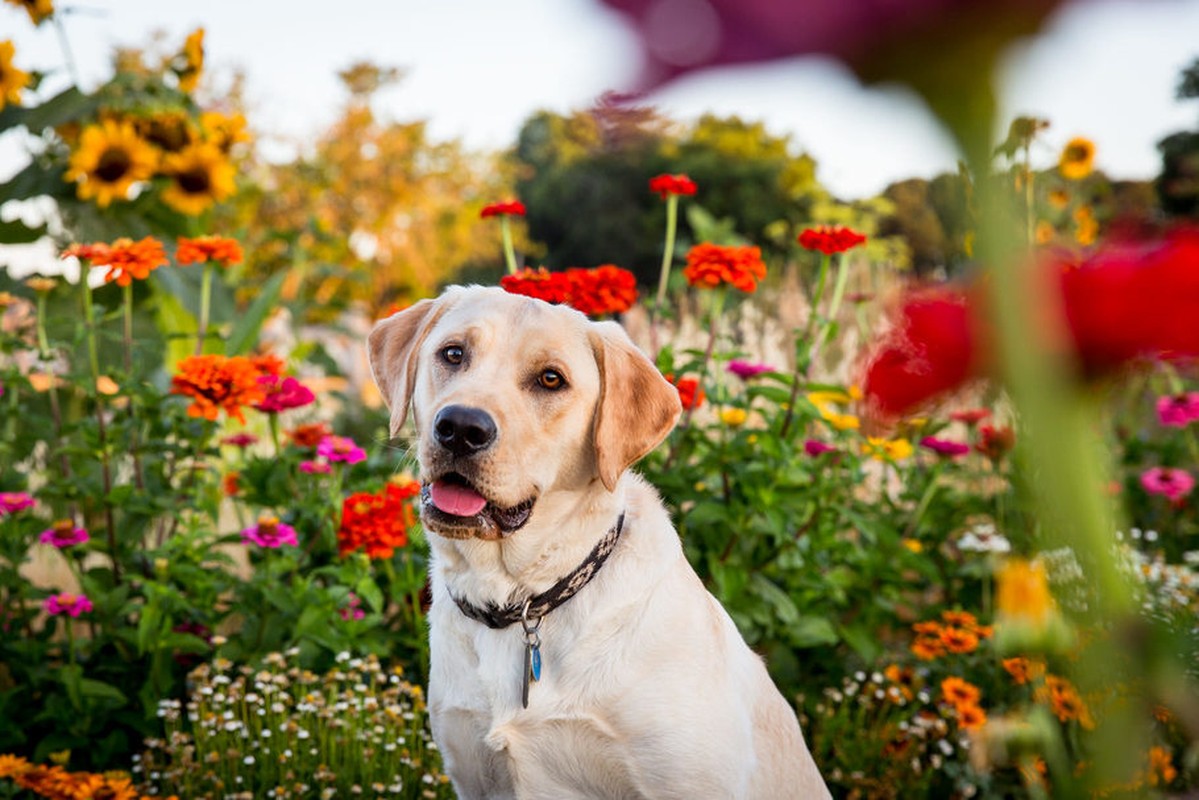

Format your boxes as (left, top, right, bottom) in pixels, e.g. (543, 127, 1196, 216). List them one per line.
(1001, 656, 1045, 685)
(955, 702, 987, 730)
(170, 354, 266, 423)
(288, 422, 332, 448)
(1149, 746, 1178, 787)
(940, 610, 977, 628)
(1038, 675, 1095, 729)
(910, 636, 944, 661)
(940, 626, 980, 654)
(176, 235, 244, 267)
(65, 236, 168, 286)
(940, 676, 981, 709)
(683, 243, 767, 293)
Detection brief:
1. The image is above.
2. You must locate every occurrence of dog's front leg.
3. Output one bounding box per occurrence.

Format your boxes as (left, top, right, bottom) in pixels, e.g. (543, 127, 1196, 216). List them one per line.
(433, 707, 516, 800)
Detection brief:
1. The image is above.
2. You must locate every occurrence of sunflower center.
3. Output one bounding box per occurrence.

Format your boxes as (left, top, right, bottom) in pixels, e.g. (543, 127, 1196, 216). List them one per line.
(1064, 144, 1089, 163)
(95, 147, 133, 183)
(177, 167, 212, 194)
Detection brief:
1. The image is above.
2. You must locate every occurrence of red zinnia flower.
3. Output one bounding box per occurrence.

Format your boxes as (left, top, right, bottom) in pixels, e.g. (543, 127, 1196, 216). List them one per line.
(564, 264, 638, 316)
(337, 481, 421, 559)
(176, 235, 244, 267)
(861, 288, 979, 418)
(797, 225, 867, 255)
(950, 408, 991, 426)
(480, 200, 526, 218)
(501, 267, 573, 305)
(288, 422, 331, 448)
(976, 424, 1016, 461)
(648, 173, 697, 199)
(668, 375, 705, 410)
(683, 243, 767, 293)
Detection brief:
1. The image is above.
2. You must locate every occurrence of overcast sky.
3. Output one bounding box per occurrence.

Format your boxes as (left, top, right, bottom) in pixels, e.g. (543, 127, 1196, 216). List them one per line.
(3, 0, 1199, 199)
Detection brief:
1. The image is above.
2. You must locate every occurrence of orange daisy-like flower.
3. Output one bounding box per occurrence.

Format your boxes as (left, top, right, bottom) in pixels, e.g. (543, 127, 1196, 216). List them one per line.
(884, 663, 917, 701)
(939, 626, 980, 654)
(912, 620, 942, 636)
(955, 702, 987, 731)
(0, 40, 31, 112)
(1148, 746, 1178, 787)
(940, 610, 977, 628)
(0, 753, 31, 779)
(65, 237, 169, 286)
(1001, 656, 1045, 685)
(940, 676, 981, 709)
(683, 243, 767, 293)
(910, 636, 944, 661)
(1038, 675, 1095, 729)
(337, 480, 421, 559)
(177, 235, 244, 267)
(170, 354, 267, 424)
(288, 422, 332, 448)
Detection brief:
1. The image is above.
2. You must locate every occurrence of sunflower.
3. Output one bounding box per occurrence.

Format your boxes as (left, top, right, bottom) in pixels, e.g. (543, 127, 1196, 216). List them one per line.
(5, 0, 53, 25)
(0, 41, 30, 111)
(176, 27, 204, 93)
(64, 120, 158, 207)
(136, 111, 195, 154)
(201, 109, 251, 153)
(1058, 137, 1096, 181)
(159, 142, 235, 215)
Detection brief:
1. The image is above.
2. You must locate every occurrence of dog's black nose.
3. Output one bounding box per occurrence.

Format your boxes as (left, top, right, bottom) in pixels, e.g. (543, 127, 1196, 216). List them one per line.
(433, 405, 497, 456)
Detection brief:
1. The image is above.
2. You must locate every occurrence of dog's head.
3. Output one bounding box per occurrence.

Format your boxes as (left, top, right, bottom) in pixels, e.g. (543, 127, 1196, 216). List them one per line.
(368, 286, 681, 541)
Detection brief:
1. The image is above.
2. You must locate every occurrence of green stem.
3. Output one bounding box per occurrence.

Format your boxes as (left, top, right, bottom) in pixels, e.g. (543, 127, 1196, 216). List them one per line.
(80, 273, 101, 383)
(196, 262, 213, 355)
(80, 272, 120, 584)
(500, 217, 518, 276)
(52, 13, 82, 87)
(269, 413, 281, 458)
(905, 461, 945, 536)
(35, 292, 51, 359)
(655, 194, 680, 310)
(122, 282, 134, 375)
(65, 618, 76, 667)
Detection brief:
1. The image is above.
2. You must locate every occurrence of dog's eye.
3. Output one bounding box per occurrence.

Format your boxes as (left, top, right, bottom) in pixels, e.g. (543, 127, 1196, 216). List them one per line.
(441, 345, 464, 365)
(538, 369, 566, 391)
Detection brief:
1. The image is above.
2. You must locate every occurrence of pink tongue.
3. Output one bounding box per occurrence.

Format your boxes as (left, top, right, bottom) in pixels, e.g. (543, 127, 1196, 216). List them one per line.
(430, 480, 488, 517)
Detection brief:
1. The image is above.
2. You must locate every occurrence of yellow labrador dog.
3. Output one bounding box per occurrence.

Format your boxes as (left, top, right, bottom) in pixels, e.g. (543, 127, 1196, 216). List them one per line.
(369, 286, 829, 799)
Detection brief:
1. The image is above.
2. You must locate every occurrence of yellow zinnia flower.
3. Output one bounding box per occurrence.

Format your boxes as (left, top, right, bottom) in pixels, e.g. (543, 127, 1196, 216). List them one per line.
(862, 436, 913, 461)
(0, 41, 30, 111)
(5, 0, 53, 25)
(720, 407, 748, 427)
(160, 142, 236, 215)
(64, 119, 158, 208)
(177, 27, 204, 93)
(1058, 137, 1095, 181)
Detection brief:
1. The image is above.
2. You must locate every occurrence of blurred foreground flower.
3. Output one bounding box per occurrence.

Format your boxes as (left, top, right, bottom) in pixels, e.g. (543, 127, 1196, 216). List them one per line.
(1058, 136, 1096, 180)
(6, 0, 54, 25)
(0, 41, 30, 111)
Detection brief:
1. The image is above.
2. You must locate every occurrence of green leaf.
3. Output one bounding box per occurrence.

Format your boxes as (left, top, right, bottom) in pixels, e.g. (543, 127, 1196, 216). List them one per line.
(750, 574, 800, 625)
(59, 664, 84, 711)
(355, 576, 384, 613)
(840, 623, 882, 662)
(225, 271, 287, 356)
(0, 218, 48, 244)
(2, 87, 95, 133)
(790, 615, 840, 648)
(78, 678, 128, 705)
(149, 282, 198, 372)
(0, 161, 66, 202)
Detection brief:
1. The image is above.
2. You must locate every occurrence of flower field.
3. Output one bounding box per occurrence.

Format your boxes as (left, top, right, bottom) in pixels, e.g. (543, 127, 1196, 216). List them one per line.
(2, 1, 1199, 798)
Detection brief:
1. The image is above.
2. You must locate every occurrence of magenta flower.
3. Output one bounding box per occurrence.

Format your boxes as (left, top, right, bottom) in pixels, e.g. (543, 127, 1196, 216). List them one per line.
(39, 520, 89, 548)
(0, 492, 35, 515)
(919, 436, 970, 458)
(299, 459, 332, 475)
(339, 592, 366, 621)
(241, 516, 299, 548)
(44, 593, 93, 617)
(804, 439, 837, 457)
(255, 375, 315, 414)
(1140, 467, 1195, 502)
(727, 360, 775, 380)
(221, 432, 260, 448)
(317, 435, 367, 465)
(1156, 393, 1199, 427)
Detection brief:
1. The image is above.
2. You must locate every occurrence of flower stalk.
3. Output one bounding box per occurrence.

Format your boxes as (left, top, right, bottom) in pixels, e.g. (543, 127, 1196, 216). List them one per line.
(655, 193, 680, 311)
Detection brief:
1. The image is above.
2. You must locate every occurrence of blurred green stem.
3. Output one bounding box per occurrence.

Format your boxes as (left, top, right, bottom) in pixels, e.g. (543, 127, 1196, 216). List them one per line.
(81, 272, 120, 585)
(196, 263, 213, 355)
(655, 194, 680, 310)
(906, 461, 945, 536)
(500, 216, 518, 276)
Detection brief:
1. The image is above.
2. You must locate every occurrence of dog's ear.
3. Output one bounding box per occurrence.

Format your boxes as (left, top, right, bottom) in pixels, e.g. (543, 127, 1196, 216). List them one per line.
(368, 298, 446, 437)
(590, 322, 682, 492)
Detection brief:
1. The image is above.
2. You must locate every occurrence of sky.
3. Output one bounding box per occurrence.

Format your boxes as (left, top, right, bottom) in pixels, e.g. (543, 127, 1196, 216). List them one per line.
(3, 0, 1199, 202)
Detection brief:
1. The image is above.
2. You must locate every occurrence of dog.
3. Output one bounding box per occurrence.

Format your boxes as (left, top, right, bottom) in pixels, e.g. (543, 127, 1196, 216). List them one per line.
(369, 286, 830, 799)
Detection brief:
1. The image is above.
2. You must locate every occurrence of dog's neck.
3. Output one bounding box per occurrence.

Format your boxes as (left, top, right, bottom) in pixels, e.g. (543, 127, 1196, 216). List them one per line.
(428, 477, 625, 612)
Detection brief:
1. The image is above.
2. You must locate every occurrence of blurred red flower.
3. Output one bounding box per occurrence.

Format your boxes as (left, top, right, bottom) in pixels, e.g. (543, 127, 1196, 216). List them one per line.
(501, 267, 573, 305)
(668, 375, 705, 410)
(565, 264, 638, 315)
(976, 425, 1016, 461)
(683, 243, 767, 293)
(480, 200, 526, 218)
(648, 173, 697, 199)
(797, 225, 867, 255)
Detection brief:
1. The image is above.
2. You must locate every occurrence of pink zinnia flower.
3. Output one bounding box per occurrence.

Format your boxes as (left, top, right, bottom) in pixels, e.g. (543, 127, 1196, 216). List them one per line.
(300, 459, 332, 475)
(255, 375, 315, 413)
(726, 360, 774, 380)
(317, 435, 367, 465)
(0, 492, 35, 515)
(1140, 467, 1195, 501)
(804, 439, 837, 457)
(39, 520, 89, 548)
(1156, 393, 1199, 428)
(920, 436, 970, 458)
(221, 432, 260, 448)
(45, 593, 93, 617)
(241, 515, 299, 548)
